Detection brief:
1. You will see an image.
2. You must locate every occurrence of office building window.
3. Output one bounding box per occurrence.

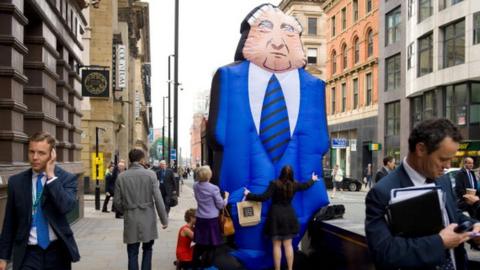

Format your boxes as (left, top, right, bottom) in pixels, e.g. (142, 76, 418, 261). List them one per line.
(443, 19, 465, 68)
(424, 90, 436, 120)
(342, 8, 347, 30)
(354, 37, 359, 64)
(386, 54, 401, 91)
(332, 50, 337, 74)
(386, 102, 400, 136)
(353, 0, 358, 22)
(341, 83, 347, 112)
(418, 0, 432, 23)
(418, 33, 433, 76)
(353, 78, 359, 109)
(411, 96, 423, 127)
(471, 83, 480, 124)
(307, 48, 317, 64)
(331, 87, 336, 114)
(308, 17, 317, 36)
(366, 73, 372, 105)
(386, 7, 401, 46)
(407, 42, 414, 70)
(331, 16, 336, 37)
(440, 0, 463, 10)
(367, 29, 373, 57)
(342, 43, 348, 70)
(445, 84, 467, 125)
(408, 0, 413, 18)
(366, 0, 372, 13)
(474, 12, 480, 45)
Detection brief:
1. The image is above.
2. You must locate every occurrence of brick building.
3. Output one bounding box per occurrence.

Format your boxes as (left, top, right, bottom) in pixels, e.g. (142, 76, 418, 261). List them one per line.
(323, 0, 380, 179)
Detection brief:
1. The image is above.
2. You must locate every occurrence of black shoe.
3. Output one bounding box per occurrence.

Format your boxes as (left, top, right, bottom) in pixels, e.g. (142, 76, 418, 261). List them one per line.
(115, 214, 123, 219)
(102, 210, 110, 213)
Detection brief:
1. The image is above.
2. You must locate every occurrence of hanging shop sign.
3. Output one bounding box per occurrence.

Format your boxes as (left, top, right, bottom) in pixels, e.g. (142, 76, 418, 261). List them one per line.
(82, 68, 109, 97)
(117, 45, 127, 89)
(331, 138, 348, 149)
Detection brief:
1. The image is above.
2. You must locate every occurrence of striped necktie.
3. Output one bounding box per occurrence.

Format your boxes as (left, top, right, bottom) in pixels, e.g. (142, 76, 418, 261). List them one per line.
(34, 173, 50, 249)
(259, 75, 291, 164)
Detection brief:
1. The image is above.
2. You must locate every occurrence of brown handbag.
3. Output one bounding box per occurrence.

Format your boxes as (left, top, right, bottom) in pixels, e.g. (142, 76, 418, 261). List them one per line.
(220, 207, 235, 236)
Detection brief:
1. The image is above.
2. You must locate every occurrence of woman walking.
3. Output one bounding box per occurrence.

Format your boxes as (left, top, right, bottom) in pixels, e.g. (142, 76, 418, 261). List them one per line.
(243, 165, 318, 270)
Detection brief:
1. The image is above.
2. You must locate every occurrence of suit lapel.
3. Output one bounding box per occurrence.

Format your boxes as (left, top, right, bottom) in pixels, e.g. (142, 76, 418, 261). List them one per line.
(397, 164, 415, 188)
(25, 169, 33, 218)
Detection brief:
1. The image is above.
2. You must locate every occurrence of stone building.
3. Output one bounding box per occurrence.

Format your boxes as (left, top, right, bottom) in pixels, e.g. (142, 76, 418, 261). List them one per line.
(81, 0, 152, 192)
(323, 0, 380, 180)
(0, 0, 88, 223)
(279, 0, 328, 81)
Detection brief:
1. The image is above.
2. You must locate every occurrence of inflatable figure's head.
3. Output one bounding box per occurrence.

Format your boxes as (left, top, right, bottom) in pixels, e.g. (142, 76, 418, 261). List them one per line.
(234, 4, 306, 73)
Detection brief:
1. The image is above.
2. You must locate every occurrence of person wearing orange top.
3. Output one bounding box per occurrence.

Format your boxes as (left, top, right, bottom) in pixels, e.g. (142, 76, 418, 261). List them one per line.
(176, 209, 196, 270)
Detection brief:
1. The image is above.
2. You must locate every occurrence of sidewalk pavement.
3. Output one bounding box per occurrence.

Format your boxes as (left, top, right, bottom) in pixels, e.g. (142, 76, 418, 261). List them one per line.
(72, 179, 197, 270)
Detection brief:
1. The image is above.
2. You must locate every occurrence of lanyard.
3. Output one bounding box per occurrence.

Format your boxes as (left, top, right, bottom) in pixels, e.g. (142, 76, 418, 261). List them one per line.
(32, 179, 44, 216)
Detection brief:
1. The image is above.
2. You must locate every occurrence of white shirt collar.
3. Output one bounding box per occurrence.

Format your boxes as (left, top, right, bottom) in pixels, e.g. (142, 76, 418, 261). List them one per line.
(248, 63, 300, 136)
(402, 157, 428, 186)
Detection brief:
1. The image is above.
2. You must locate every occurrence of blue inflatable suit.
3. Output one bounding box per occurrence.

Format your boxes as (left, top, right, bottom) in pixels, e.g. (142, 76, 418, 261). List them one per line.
(207, 4, 330, 270)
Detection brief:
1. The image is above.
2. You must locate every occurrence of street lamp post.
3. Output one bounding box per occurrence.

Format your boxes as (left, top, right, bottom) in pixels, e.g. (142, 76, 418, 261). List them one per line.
(173, 0, 179, 169)
(162, 96, 168, 161)
(94, 127, 105, 210)
(168, 54, 174, 166)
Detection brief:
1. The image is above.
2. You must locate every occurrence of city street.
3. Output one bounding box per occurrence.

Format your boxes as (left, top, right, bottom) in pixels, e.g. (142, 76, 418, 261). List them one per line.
(72, 177, 196, 270)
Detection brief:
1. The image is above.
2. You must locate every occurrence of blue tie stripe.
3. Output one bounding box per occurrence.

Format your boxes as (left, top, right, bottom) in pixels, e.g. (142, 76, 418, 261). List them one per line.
(260, 75, 290, 163)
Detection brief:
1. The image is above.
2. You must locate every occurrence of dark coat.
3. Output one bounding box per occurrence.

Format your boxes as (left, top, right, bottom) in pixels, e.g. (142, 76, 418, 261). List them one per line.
(454, 168, 478, 216)
(156, 168, 177, 196)
(374, 167, 389, 183)
(0, 166, 80, 270)
(105, 166, 119, 195)
(365, 163, 475, 270)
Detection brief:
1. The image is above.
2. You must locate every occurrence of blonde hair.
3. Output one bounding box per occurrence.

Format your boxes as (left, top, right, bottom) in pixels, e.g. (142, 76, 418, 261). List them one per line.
(196, 165, 212, 182)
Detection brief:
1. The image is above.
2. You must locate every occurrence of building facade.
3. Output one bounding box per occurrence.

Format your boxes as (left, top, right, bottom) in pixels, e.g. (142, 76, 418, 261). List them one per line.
(377, 0, 408, 168)
(0, 0, 87, 224)
(279, 0, 328, 80)
(404, 0, 480, 166)
(81, 0, 152, 192)
(323, 0, 380, 179)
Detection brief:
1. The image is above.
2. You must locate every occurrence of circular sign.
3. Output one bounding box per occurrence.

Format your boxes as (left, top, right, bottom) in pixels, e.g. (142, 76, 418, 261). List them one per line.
(84, 71, 108, 95)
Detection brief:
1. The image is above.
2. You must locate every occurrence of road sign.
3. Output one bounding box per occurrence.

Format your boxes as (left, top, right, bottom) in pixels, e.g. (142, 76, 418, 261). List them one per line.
(170, 149, 177, 161)
(91, 153, 105, 180)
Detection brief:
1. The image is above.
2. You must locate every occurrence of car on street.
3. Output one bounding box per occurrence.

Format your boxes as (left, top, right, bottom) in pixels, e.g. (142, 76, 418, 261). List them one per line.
(322, 169, 362, 192)
(444, 167, 461, 188)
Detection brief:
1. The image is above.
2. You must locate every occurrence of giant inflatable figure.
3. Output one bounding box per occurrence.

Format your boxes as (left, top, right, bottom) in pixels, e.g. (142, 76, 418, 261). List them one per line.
(207, 4, 330, 269)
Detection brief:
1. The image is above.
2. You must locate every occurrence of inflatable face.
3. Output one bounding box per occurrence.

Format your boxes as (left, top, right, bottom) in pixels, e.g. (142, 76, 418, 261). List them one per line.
(242, 5, 306, 72)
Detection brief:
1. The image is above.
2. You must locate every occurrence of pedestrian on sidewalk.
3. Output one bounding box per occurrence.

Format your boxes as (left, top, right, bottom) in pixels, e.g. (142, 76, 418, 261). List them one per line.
(243, 165, 318, 270)
(0, 131, 80, 270)
(331, 164, 343, 198)
(192, 165, 229, 268)
(102, 163, 116, 213)
(175, 208, 196, 270)
(114, 149, 168, 270)
(156, 160, 177, 215)
(363, 163, 373, 189)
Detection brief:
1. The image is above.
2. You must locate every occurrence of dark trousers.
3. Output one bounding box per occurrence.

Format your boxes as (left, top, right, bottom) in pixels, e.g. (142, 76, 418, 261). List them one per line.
(192, 244, 215, 269)
(102, 194, 115, 212)
(160, 184, 170, 214)
(21, 240, 71, 270)
(127, 240, 154, 270)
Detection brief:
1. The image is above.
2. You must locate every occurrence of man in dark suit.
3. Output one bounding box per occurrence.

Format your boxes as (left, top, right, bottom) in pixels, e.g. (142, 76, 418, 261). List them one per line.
(365, 119, 480, 270)
(455, 157, 478, 217)
(0, 131, 80, 270)
(374, 156, 395, 184)
(156, 160, 177, 214)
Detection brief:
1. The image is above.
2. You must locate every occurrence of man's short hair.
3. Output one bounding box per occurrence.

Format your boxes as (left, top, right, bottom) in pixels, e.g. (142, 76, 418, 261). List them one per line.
(408, 118, 462, 154)
(196, 166, 212, 182)
(128, 148, 145, 163)
(383, 156, 394, 166)
(29, 131, 56, 149)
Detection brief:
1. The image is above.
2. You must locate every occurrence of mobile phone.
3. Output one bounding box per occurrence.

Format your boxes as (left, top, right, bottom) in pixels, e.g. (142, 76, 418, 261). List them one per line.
(454, 221, 473, 233)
